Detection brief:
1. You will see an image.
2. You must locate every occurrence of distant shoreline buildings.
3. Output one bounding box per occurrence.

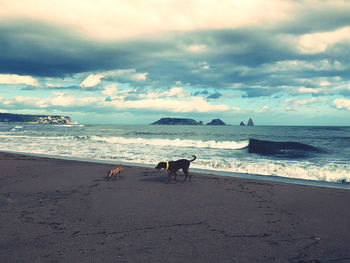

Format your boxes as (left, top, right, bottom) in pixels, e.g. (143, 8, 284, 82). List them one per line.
(0, 113, 76, 124)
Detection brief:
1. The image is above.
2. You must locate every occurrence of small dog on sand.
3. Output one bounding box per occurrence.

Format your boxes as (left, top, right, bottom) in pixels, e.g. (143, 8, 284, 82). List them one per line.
(155, 155, 196, 183)
(107, 166, 123, 179)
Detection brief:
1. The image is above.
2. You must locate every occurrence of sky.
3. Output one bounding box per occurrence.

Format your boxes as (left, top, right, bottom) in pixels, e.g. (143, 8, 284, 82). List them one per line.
(1, 0, 350, 125)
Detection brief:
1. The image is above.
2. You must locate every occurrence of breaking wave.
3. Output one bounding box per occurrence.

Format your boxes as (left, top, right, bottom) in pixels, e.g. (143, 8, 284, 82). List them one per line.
(89, 136, 249, 150)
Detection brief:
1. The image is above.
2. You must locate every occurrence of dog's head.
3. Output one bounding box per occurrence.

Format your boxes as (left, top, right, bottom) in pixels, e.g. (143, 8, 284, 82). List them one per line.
(155, 162, 166, 170)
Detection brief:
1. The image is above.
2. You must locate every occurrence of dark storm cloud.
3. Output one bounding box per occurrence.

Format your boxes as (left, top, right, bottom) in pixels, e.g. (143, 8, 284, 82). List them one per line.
(0, 20, 132, 77)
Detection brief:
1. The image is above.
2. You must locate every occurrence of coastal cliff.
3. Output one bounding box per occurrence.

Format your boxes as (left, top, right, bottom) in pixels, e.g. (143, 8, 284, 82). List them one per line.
(0, 113, 73, 124)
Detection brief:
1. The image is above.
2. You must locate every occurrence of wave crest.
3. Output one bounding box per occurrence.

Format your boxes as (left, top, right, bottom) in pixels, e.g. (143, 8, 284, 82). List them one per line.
(90, 136, 249, 150)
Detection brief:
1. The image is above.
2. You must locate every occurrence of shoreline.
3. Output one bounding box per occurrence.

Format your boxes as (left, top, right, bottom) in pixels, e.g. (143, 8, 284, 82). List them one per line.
(2, 150, 350, 190)
(1, 151, 350, 262)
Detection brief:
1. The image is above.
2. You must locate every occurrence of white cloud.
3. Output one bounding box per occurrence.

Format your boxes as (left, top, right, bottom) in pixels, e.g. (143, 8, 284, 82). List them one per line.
(102, 84, 118, 96)
(107, 96, 234, 113)
(164, 87, 188, 98)
(50, 92, 75, 106)
(299, 26, 350, 54)
(0, 0, 294, 40)
(132, 73, 148, 81)
(79, 69, 148, 88)
(294, 98, 318, 105)
(257, 105, 270, 112)
(138, 87, 189, 100)
(333, 98, 350, 111)
(283, 97, 325, 109)
(187, 45, 207, 53)
(80, 74, 104, 88)
(0, 74, 38, 86)
(319, 81, 331, 87)
(3, 93, 102, 109)
(298, 87, 319, 94)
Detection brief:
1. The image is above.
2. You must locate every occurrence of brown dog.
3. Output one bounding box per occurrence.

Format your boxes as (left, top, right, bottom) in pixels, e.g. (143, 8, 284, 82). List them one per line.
(107, 166, 123, 179)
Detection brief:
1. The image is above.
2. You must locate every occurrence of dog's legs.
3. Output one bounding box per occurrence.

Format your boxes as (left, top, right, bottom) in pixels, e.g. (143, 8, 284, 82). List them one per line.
(183, 168, 188, 183)
(167, 171, 171, 184)
(182, 168, 192, 183)
(174, 172, 178, 182)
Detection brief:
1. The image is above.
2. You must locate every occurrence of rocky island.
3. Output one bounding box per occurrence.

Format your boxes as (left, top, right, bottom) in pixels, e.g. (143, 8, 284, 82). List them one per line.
(240, 118, 254, 126)
(151, 118, 202, 125)
(247, 118, 254, 126)
(0, 113, 74, 124)
(152, 118, 230, 126)
(207, 119, 227, 126)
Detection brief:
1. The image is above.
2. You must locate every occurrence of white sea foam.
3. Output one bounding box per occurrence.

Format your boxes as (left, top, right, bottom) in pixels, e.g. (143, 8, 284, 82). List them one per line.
(10, 125, 24, 131)
(192, 159, 350, 183)
(89, 136, 249, 150)
(52, 124, 85, 127)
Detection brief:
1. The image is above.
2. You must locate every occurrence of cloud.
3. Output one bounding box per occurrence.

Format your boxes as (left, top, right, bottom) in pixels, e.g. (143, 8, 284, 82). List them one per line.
(207, 92, 222, 99)
(127, 87, 189, 100)
(0, 88, 237, 115)
(80, 74, 104, 88)
(257, 105, 270, 112)
(78, 69, 149, 88)
(0, 74, 38, 86)
(187, 45, 207, 53)
(132, 73, 148, 81)
(193, 90, 209, 96)
(299, 27, 350, 54)
(0, 20, 131, 77)
(1, 15, 350, 99)
(106, 96, 234, 113)
(102, 84, 118, 96)
(298, 87, 319, 94)
(0, 0, 294, 40)
(333, 98, 350, 110)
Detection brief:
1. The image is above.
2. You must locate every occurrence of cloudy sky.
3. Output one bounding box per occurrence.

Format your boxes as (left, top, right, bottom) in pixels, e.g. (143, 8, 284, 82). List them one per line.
(1, 0, 350, 125)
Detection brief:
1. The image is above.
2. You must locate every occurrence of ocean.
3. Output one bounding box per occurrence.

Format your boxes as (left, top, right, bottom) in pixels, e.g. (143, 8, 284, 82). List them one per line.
(1, 123, 349, 186)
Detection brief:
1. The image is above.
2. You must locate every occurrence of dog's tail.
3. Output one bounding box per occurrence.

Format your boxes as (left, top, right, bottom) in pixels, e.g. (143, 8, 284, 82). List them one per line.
(190, 155, 196, 162)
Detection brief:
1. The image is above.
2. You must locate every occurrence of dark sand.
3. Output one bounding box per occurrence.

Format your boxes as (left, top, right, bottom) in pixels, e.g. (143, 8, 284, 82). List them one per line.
(1, 152, 350, 263)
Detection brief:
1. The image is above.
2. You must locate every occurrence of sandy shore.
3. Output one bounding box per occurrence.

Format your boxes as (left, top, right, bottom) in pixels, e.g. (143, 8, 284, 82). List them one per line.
(1, 152, 350, 262)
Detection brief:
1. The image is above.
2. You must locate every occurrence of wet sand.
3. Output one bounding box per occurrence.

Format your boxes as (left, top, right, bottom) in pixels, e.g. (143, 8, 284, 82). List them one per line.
(1, 151, 350, 262)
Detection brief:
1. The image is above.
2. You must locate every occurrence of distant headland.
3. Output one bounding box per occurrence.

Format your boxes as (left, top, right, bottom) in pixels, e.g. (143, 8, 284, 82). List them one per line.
(0, 113, 75, 124)
(151, 117, 254, 126)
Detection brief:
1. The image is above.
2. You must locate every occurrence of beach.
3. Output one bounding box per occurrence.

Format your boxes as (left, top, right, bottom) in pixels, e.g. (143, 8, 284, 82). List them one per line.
(1, 151, 350, 263)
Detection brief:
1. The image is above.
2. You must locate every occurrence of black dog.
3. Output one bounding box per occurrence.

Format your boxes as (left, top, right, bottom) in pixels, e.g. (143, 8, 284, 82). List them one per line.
(155, 155, 196, 183)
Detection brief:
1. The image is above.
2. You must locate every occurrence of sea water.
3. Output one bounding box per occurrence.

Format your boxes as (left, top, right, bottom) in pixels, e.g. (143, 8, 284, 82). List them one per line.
(0, 123, 349, 184)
